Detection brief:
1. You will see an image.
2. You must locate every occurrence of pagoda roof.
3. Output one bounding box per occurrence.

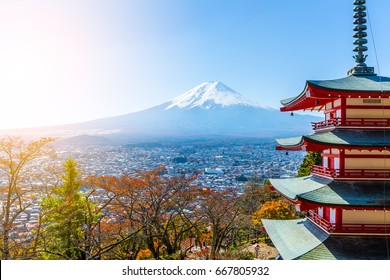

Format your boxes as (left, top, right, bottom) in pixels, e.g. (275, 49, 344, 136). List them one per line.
(276, 129, 390, 151)
(308, 75, 390, 92)
(269, 176, 331, 201)
(280, 75, 390, 112)
(296, 236, 390, 260)
(261, 218, 329, 260)
(270, 176, 390, 207)
(263, 218, 390, 260)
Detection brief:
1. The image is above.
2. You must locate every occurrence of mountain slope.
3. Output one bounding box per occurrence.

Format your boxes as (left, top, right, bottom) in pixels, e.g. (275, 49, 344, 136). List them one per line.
(65, 81, 319, 138)
(1, 81, 321, 140)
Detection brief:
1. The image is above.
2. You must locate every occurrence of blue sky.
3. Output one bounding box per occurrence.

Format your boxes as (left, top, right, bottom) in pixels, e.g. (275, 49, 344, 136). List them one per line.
(1, 0, 390, 129)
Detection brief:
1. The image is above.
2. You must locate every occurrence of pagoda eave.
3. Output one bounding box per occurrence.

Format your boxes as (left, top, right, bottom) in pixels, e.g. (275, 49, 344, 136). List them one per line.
(276, 138, 390, 152)
(269, 176, 390, 208)
(276, 130, 390, 152)
(261, 218, 329, 260)
(280, 76, 390, 112)
(276, 139, 331, 152)
(269, 176, 331, 201)
(280, 84, 335, 112)
(298, 196, 390, 211)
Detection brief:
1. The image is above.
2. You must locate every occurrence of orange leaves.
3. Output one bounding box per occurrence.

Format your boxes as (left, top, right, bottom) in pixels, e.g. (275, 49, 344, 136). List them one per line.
(84, 167, 201, 259)
(252, 200, 295, 225)
(197, 187, 241, 259)
(195, 247, 210, 259)
(0, 136, 54, 260)
(136, 248, 154, 260)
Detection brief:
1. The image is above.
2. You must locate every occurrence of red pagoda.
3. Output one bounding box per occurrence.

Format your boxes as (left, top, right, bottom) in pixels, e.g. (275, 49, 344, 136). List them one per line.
(262, 0, 390, 260)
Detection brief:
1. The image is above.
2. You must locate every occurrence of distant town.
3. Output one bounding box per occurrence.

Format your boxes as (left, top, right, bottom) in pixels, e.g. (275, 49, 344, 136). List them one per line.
(56, 140, 304, 191)
(0, 138, 304, 241)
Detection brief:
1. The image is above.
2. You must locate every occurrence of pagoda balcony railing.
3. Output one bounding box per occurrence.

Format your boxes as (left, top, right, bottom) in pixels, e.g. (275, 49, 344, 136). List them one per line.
(311, 165, 390, 180)
(307, 210, 390, 234)
(333, 223, 390, 234)
(312, 118, 390, 131)
(307, 210, 334, 233)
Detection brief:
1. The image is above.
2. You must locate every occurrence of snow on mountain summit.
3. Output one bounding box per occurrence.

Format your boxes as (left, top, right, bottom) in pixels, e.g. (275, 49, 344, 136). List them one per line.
(165, 81, 260, 110)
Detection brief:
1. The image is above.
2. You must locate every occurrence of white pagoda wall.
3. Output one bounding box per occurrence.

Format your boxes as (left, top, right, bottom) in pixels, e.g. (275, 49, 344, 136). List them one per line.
(346, 98, 390, 119)
(344, 158, 390, 169)
(346, 109, 390, 118)
(344, 150, 390, 169)
(342, 210, 390, 225)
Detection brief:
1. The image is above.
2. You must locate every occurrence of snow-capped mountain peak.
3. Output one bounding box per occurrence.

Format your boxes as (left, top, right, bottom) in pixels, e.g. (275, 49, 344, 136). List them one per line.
(165, 81, 260, 110)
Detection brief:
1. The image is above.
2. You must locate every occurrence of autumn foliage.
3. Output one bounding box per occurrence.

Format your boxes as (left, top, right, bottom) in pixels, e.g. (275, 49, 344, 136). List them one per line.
(0, 138, 293, 260)
(0, 136, 54, 260)
(252, 200, 295, 225)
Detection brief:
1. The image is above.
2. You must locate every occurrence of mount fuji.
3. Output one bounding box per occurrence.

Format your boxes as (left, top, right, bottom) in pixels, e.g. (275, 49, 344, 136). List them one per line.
(4, 81, 320, 140)
(165, 81, 259, 110)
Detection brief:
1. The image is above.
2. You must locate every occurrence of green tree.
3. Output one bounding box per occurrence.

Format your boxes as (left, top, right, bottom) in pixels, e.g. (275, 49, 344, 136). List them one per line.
(40, 157, 98, 259)
(297, 151, 322, 177)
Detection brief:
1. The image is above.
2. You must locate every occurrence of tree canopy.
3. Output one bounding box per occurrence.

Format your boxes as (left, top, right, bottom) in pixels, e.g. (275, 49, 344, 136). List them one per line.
(39, 157, 99, 259)
(297, 151, 322, 177)
(0, 136, 54, 260)
(252, 200, 295, 226)
(0, 140, 285, 260)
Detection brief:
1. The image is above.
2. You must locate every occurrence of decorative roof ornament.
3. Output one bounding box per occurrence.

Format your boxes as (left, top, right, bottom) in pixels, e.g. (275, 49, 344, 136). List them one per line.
(348, 0, 376, 76)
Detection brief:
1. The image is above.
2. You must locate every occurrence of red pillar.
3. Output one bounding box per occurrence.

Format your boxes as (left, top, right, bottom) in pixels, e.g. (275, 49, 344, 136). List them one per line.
(336, 207, 343, 230)
(340, 97, 346, 122)
(340, 148, 345, 177)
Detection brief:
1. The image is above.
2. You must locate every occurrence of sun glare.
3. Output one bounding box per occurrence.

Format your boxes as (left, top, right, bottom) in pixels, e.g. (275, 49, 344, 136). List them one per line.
(0, 43, 53, 128)
(0, 2, 90, 130)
